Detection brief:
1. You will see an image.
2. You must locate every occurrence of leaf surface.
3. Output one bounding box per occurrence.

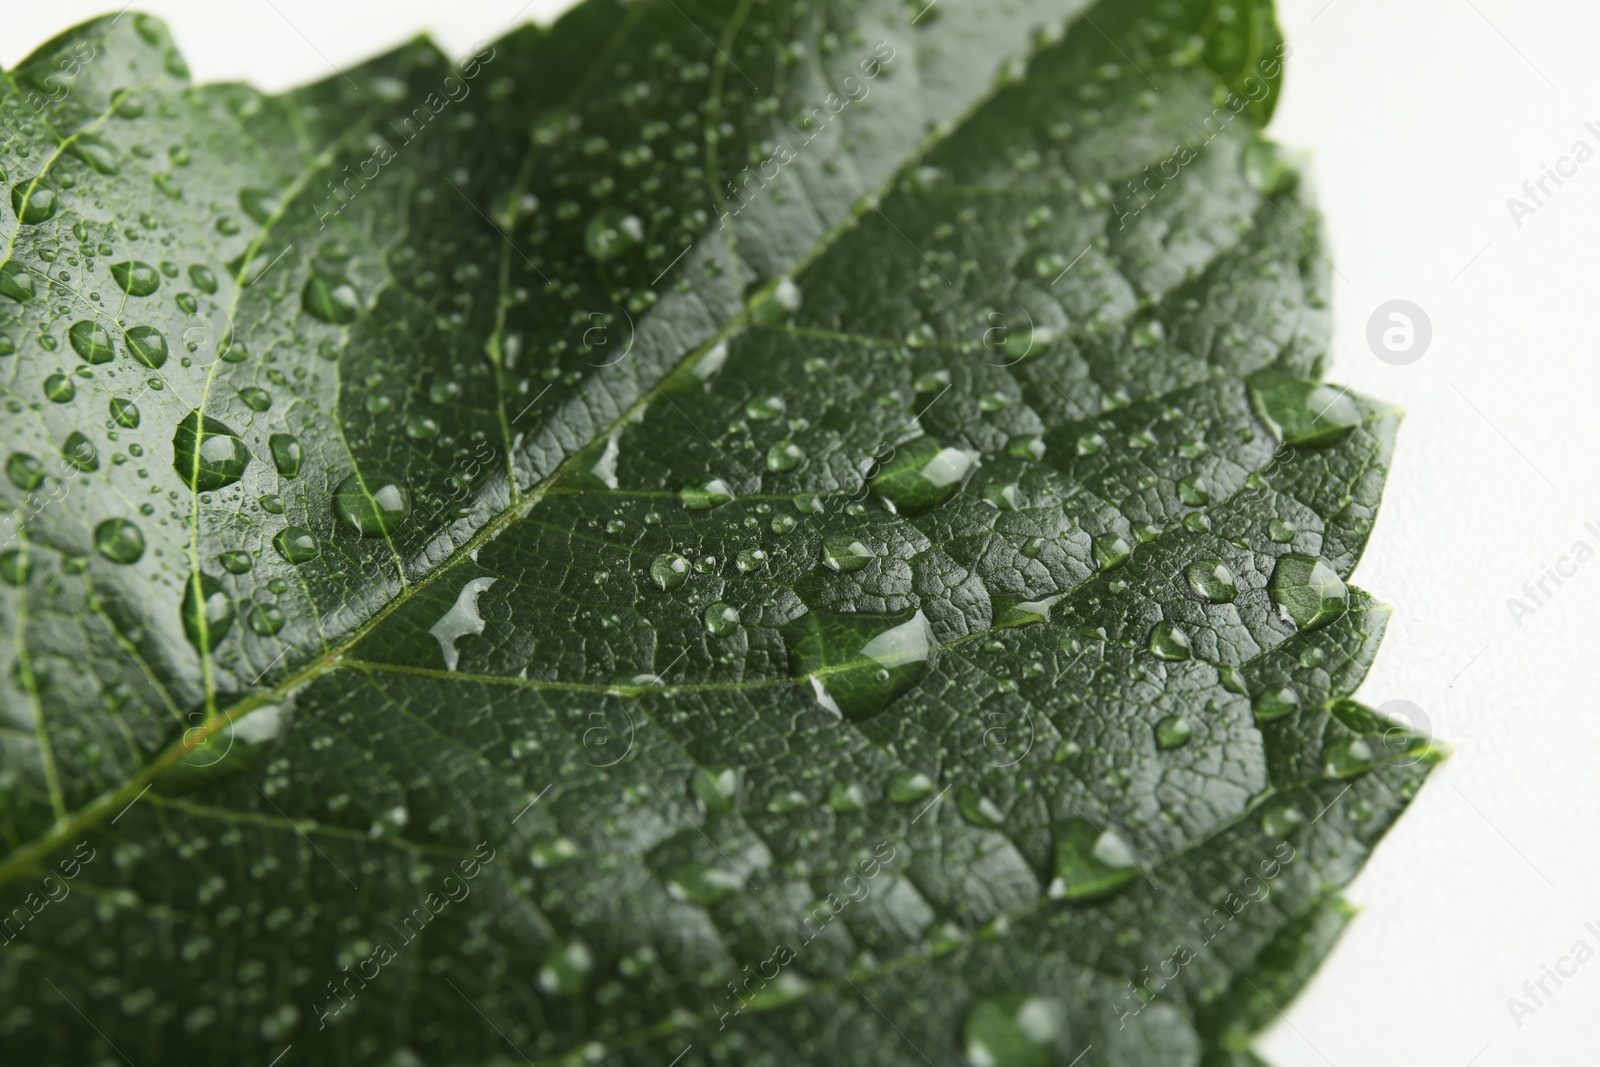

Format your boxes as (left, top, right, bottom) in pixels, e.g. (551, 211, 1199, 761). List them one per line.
(0, 3, 1433, 1065)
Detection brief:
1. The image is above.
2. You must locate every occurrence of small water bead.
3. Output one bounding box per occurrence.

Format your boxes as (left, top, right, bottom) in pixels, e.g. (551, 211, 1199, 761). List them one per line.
(68, 320, 115, 364)
(62, 432, 98, 472)
(268, 434, 301, 477)
(649, 552, 689, 591)
(793, 492, 824, 515)
(1091, 533, 1131, 571)
(869, 437, 978, 516)
(1323, 737, 1377, 779)
(820, 535, 874, 573)
(333, 472, 412, 537)
(238, 386, 272, 411)
(272, 527, 319, 565)
(735, 548, 767, 573)
(769, 514, 797, 535)
(957, 789, 1006, 828)
(94, 519, 145, 564)
(745, 395, 785, 421)
(217, 550, 253, 574)
(180, 573, 234, 649)
(247, 602, 287, 637)
(887, 771, 936, 804)
(44, 374, 75, 403)
(703, 601, 741, 637)
(1253, 685, 1301, 723)
(1184, 559, 1237, 603)
(109, 396, 140, 428)
(1269, 554, 1348, 631)
(678, 478, 734, 510)
(1154, 714, 1193, 750)
(584, 209, 643, 261)
(110, 260, 161, 296)
(665, 862, 742, 906)
(529, 836, 581, 869)
(766, 441, 805, 472)
(1052, 819, 1140, 901)
(1147, 620, 1191, 661)
(1177, 474, 1209, 506)
(1249, 370, 1363, 447)
(405, 414, 440, 439)
(1019, 536, 1047, 559)
(173, 412, 251, 491)
(0, 549, 28, 586)
(963, 995, 1066, 1067)
(188, 264, 218, 293)
(0, 262, 35, 302)
(6, 453, 44, 491)
(1261, 805, 1305, 839)
(259, 494, 284, 515)
(783, 608, 934, 721)
(690, 767, 739, 818)
(302, 274, 363, 324)
(124, 325, 168, 368)
(913, 369, 951, 393)
(11, 180, 57, 223)
(1052, 738, 1082, 762)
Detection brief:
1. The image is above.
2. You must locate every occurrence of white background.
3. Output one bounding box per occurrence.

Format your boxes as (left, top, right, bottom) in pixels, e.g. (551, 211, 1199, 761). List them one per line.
(7, 2, 1598, 1065)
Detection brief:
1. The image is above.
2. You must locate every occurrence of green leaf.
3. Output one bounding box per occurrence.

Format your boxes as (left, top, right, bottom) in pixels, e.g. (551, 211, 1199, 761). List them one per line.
(0, 3, 1433, 1065)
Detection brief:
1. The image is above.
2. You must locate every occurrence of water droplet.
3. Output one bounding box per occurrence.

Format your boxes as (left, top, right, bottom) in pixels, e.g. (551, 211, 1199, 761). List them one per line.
(1253, 685, 1301, 723)
(1147, 620, 1191, 661)
(1184, 559, 1236, 603)
(529, 836, 581, 869)
(405, 414, 439, 440)
(870, 437, 978, 516)
(6, 453, 45, 491)
(173, 412, 251, 490)
(766, 441, 805, 472)
(1323, 737, 1376, 779)
(110, 260, 161, 296)
(1076, 432, 1105, 456)
(585, 209, 643, 261)
(1053, 738, 1082, 762)
(649, 552, 689, 591)
(43, 373, 75, 403)
(820, 535, 874, 573)
(124, 325, 168, 368)
(963, 996, 1066, 1067)
(1019, 536, 1047, 559)
(181, 573, 234, 650)
(430, 576, 497, 670)
(1261, 805, 1304, 839)
(538, 939, 593, 996)
(109, 397, 140, 428)
(188, 264, 218, 294)
(1051, 819, 1140, 901)
(783, 608, 934, 721)
(665, 863, 741, 905)
(0, 550, 29, 586)
(703, 601, 741, 637)
(770, 514, 797, 535)
(302, 275, 362, 324)
(993, 593, 1062, 628)
(94, 519, 145, 564)
(1177, 474, 1209, 506)
(272, 527, 318, 565)
(268, 434, 302, 477)
(68, 321, 115, 364)
(957, 788, 1006, 828)
(1268, 518, 1296, 544)
(1248, 370, 1362, 447)
(887, 771, 935, 803)
(1092, 534, 1130, 571)
(247, 602, 287, 636)
(1268, 554, 1348, 631)
(1154, 714, 1192, 749)
(745, 395, 785, 421)
(333, 472, 412, 536)
(691, 767, 739, 817)
(678, 478, 734, 510)
(735, 547, 767, 573)
(62, 432, 98, 472)
(11, 180, 57, 223)
(239, 187, 280, 225)
(218, 550, 253, 574)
